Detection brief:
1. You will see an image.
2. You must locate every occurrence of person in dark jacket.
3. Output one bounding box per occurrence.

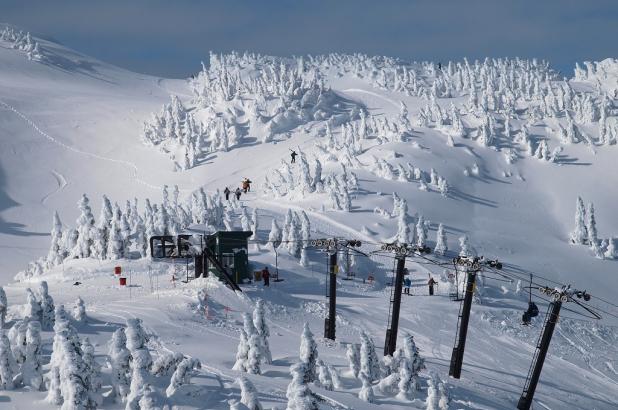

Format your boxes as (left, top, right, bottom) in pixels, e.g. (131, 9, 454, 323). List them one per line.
(428, 277, 437, 296)
(262, 267, 270, 287)
(235, 187, 242, 200)
(290, 150, 297, 163)
(224, 187, 231, 200)
(403, 277, 412, 294)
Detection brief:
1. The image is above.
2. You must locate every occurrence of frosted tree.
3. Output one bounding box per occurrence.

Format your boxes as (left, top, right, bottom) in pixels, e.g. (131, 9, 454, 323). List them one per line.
(346, 343, 360, 378)
(250, 208, 259, 242)
(24, 287, 42, 322)
(426, 374, 439, 410)
(285, 362, 318, 410)
(459, 235, 472, 257)
(47, 211, 65, 266)
(267, 219, 282, 250)
(316, 359, 334, 391)
(605, 238, 617, 259)
(0, 332, 14, 390)
(232, 328, 250, 372)
(299, 211, 311, 267)
(22, 321, 43, 390)
(299, 323, 318, 383)
(396, 198, 411, 244)
(359, 331, 381, 382)
(586, 202, 602, 257)
(252, 300, 272, 364)
(58, 331, 93, 409)
(108, 217, 125, 260)
(73, 194, 96, 258)
(358, 371, 375, 403)
(151, 351, 184, 376)
(138, 384, 163, 410)
(108, 328, 131, 401)
(246, 333, 262, 375)
(238, 376, 263, 410)
(0, 287, 7, 329)
(126, 318, 152, 367)
(240, 207, 252, 231)
(438, 379, 450, 410)
(73, 296, 86, 323)
(434, 223, 448, 255)
(37, 281, 55, 330)
(416, 214, 428, 248)
(165, 357, 200, 397)
(8, 320, 28, 366)
(127, 358, 149, 409)
(570, 196, 588, 245)
(82, 337, 102, 406)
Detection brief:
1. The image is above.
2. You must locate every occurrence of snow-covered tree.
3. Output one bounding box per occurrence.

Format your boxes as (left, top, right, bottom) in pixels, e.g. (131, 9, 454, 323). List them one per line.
(586, 202, 602, 257)
(166, 357, 200, 397)
(346, 343, 360, 378)
(267, 220, 282, 250)
(459, 235, 472, 257)
(22, 321, 43, 390)
(151, 351, 184, 377)
(396, 198, 411, 244)
(252, 300, 272, 364)
(8, 320, 28, 366)
(426, 373, 449, 410)
(299, 323, 318, 383)
(58, 331, 94, 409)
(73, 296, 86, 323)
(24, 287, 42, 322)
(570, 196, 588, 245)
(0, 332, 14, 390)
(246, 333, 262, 375)
(233, 328, 250, 372)
(108, 328, 131, 401)
(316, 359, 334, 391)
(126, 318, 152, 369)
(416, 214, 428, 248)
(250, 208, 259, 242)
(108, 217, 125, 260)
(47, 211, 65, 266)
(0, 287, 7, 329)
(37, 281, 55, 330)
(138, 384, 163, 410)
(358, 371, 375, 403)
(238, 376, 263, 410)
(82, 337, 102, 406)
(359, 331, 381, 382)
(286, 362, 318, 410)
(434, 223, 448, 255)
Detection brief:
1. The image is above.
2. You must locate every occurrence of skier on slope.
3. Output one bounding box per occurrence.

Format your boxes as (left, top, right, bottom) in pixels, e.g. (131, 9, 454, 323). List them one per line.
(428, 276, 437, 296)
(290, 150, 297, 163)
(235, 187, 242, 200)
(224, 187, 231, 201)
(242, 178, 252, 193)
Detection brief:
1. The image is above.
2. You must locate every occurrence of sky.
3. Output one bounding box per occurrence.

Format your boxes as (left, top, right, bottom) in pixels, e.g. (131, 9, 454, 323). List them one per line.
(2, 0, 618, 79)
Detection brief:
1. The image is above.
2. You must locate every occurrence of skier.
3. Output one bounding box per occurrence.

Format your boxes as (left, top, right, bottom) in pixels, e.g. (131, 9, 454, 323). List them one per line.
(403, 277, 411, 295)
(224, 187, 231, 201)
(262, 267, 270, 287)
(290, 150, 297, 164)
(428, 277, 437, 296)
(235, 187, 242, 200)
(242, 178, 252, 193)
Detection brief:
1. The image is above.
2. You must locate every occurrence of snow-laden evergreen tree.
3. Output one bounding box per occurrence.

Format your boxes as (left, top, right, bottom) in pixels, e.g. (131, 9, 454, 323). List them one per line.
(605, 237, 617, 259)
(58, 329, 94, 409)
(416, 214, 428, 248)
(434, 223, 448, 255)
(165, 357, 200, 397)
(396, 198, 411, 244)
(286, 362, 318, 410)
(358, 371, 375, 403)
(138, 384, 163, 410)
(126, 318, 152, 370)
(359, 331, 381, 382)
(0, 332, 14, 390)
(246, 333, 262, 375)
(299, 323, 318, 383)
(267, 219, 282, 250)
(108, 216, 125, 260)
(46, 305, 77, 405)
(151, 351, 184, 377)
(22, 321, 43, 390)
(252, 300, 272, 364)
(571, 196, 588, 245)
(586, 202, 602, 257)
(437, 378, 450, 410)
(459, 235, 472, 257)
(315, 359, 334, 391)
(299, 211, 311, 267)
(24, 287, 42, 322)
(232, 328, 250, 372)
(82, 337, 102, 406)
(108, 328, 131, 402)
(238, 376, 263, 410)
(240, 207, 252, 231)
(250, 208, 259, 242)
(73, 296, 86, 323)
(346, 343, 361, 378)
(426, 374, 439, 410)
(0, 287, 7, 329)
(47, 211, 65, 266)
(37, 281, 55, 330)
(127, 357, 149, 409)
(71, 194, 96, 259)
(8, 320, 28, 366)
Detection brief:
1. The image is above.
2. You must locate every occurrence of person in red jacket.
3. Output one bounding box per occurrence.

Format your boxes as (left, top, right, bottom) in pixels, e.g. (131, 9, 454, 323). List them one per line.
(262, 267, 270, 287)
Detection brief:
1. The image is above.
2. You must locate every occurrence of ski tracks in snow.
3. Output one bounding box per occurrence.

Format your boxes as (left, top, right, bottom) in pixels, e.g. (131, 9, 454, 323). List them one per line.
(0, 99, 162, 191)
(342, 88, 401, 109)
(41, 169, 68, 205)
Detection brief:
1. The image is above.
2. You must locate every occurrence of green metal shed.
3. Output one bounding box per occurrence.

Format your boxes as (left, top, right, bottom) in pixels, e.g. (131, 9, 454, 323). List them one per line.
(206, 231, 253, 283)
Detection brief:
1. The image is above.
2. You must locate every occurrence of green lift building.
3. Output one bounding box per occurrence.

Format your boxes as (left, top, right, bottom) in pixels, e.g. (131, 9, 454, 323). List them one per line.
(205, 231, 253, 283)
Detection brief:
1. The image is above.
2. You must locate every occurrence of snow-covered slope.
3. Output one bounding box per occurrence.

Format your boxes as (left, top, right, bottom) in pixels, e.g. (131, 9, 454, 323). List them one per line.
(0, 28, 617, 409)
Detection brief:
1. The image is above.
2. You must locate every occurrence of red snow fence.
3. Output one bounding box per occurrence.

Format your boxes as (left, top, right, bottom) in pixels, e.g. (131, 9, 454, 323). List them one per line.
(114, 266, 122, 275)
(119, 277, 127, 286)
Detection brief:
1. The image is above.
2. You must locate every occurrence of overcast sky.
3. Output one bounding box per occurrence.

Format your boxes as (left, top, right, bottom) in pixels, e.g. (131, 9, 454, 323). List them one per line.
(3, 0, 618, 78)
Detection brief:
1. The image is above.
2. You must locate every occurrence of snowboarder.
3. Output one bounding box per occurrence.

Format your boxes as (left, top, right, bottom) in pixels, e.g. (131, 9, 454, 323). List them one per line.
(242, 178, 252, 193)
(290, 150, 297, 164)
(235, 188, 242, 200)
(224, 187, 231, 201)
(262, 267, 270, 287)
(428, 277, 437, 296)
(403, 277, 411, 295)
